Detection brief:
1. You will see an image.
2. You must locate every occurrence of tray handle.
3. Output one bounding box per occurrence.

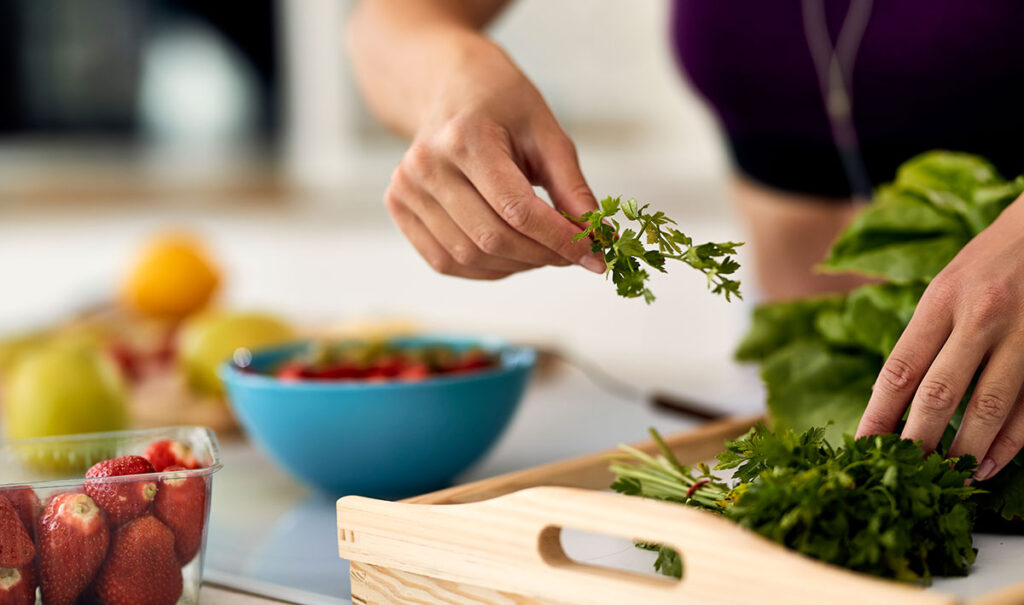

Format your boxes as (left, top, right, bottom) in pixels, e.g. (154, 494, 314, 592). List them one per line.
(338, 485, 958, 605)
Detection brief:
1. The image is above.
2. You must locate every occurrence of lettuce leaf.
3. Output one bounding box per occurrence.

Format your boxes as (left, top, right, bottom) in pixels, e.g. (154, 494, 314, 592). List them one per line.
(816, 283, 925, 357)
(735, 296, 843, 361)
(760, 341, 879, 446)
(820, 187, 969, 283)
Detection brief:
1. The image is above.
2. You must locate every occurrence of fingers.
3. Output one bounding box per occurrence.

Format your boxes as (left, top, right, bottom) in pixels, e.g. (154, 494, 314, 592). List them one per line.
(384, 191, 511, 281)
(432, 172, 571, 268)
(857, 300, 952, 438)
(976, 395, 1024, 480)
(528, 127, 599, 219)
(900, 330, 990, 452)
(448, 129, 605, 272)
(391, 174, 539, 274)
(948, 340, 1024, 464)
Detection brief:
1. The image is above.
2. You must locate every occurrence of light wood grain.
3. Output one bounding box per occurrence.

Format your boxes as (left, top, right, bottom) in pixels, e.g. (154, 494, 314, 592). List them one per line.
(969, 584, 1024, 605)
(350, 562, 551, 605)
(407, 415, 762, 505)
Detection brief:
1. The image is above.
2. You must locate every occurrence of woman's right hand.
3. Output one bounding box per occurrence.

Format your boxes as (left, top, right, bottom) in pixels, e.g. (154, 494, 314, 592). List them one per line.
(383, 39, 607, 279)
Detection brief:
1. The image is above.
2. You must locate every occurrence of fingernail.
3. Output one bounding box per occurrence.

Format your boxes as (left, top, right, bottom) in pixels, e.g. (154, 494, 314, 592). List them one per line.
(579, 255, 605, 274)
(975, 458, 996, 481)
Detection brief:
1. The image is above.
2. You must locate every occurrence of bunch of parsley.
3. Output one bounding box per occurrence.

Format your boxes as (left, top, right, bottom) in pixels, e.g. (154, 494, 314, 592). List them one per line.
(611, 425, 981, 583)
(565, 197, 742, 303)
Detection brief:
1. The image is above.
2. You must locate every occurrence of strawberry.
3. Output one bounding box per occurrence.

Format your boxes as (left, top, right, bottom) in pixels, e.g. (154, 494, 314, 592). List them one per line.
(94, 516, 183, 605)
(0, 488, 41, 537)
(85, 456, 159, 525)
(153, 466, 207, 565)
(0, 565, 36, 605)
(275, 361, 306, 381)
(37, 493, 110, 605)
(0, 497, 33, 568)
(397, 363, 429, 381)
(143, 440, 200, 472)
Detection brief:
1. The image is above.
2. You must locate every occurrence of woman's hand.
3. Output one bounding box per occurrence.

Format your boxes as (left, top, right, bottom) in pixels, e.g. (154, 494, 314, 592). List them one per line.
(857, 196, 1024, 480)
(385, 40, 606, 282)
(347, 0, 604, 279)
(383, 40, 605, 279)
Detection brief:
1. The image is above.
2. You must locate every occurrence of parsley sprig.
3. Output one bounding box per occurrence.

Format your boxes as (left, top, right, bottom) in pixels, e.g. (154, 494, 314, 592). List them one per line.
(611, 425, 981, 584)
(565, 197, 743, 303)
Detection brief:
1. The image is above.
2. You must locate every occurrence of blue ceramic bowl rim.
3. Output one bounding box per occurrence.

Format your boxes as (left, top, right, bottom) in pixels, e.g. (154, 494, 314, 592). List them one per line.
(218, 335, 536, 393)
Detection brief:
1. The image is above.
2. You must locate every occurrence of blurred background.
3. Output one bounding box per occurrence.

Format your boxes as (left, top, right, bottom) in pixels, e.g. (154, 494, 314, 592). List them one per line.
(0, 2, 761, 599)
(0, 0, 758, 428)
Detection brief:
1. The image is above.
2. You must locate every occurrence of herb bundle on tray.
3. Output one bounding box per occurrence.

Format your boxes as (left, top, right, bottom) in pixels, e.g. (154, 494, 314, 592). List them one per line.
(611, 425, 980, 583)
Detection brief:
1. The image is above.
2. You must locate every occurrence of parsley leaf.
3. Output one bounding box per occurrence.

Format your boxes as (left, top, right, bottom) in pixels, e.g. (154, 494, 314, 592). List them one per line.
(565, 197, 743, 303)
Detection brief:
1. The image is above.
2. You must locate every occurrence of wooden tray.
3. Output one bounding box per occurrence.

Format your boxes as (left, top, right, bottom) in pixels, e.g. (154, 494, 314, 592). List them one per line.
(336, 416, 1024, 605)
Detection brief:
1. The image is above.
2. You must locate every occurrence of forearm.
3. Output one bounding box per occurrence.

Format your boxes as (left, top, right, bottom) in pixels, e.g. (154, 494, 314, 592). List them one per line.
(346, 0, 511, 137)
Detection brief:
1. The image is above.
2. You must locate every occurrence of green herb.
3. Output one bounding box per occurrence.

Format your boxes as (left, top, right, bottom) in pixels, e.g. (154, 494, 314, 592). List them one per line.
(565, 197, 743, 303)
(611, 426, 981, 583)
(736, 151, 1024, 522)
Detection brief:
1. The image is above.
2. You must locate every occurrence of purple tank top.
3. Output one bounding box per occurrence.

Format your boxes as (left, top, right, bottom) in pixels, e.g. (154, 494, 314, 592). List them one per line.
(670, 1, 1024, 197)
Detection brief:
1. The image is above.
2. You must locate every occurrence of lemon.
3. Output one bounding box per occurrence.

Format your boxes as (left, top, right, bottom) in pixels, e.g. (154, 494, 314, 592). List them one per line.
(122, 234, 221, 319)
(179, 311, 295, 397)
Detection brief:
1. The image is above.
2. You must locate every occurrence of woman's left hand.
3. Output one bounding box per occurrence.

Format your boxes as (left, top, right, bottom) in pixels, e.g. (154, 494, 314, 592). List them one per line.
(856, 195, 1024, 481)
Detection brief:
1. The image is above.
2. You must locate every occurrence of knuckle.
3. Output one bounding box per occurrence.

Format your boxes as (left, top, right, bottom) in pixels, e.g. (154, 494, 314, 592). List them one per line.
(876, 357, 919, 393)
(500, 196, 533, 230)
(437, 114, 482, 161)
(382, 186, 403, 214)
(553, 133, 578, 157)
(924, 276, 960, 308)
(402, 142, 436, 183)
(965, 284, 1012, 327)
(448, 242, 480, 266)
(972, 392, 1011, 424)
(915, 378, 960, 416)
(427, 254, 456, 276)
(474, 229, 508, 255)
(991, 431, 1024, 457)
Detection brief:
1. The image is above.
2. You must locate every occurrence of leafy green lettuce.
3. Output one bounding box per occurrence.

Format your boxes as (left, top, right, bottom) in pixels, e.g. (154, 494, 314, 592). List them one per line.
(737, 151, 1024, 521)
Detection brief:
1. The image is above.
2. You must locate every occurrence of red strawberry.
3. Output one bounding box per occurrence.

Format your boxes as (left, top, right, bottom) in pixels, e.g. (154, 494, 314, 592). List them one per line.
(153, 466, 207, 565)
(0, 565, 36, 605)
(0, 488, 41, 537)
(94, 516, 183, 605)
(0, 497, 33, 569)
(85, 456, 159, 525)
(397, 363, 429, 381)
(143, 440, 200, 472)
(37, 493, 110, 605)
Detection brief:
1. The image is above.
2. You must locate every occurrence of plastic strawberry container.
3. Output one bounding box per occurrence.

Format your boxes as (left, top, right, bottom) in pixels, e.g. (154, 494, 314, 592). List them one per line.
(0, 426, 221, 605)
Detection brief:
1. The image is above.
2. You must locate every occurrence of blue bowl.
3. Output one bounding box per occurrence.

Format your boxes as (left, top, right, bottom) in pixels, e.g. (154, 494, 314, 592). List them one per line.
(219, 337, 534, 498)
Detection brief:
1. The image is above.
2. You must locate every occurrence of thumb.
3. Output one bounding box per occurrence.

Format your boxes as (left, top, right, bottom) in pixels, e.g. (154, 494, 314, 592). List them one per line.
(531, 129, 598, 219)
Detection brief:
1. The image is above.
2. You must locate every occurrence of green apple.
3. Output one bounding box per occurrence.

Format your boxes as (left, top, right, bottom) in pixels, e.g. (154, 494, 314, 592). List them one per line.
(0, 332, 47, 377)
(179, 311, 294, 397)
(3, 341, 128, 440)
